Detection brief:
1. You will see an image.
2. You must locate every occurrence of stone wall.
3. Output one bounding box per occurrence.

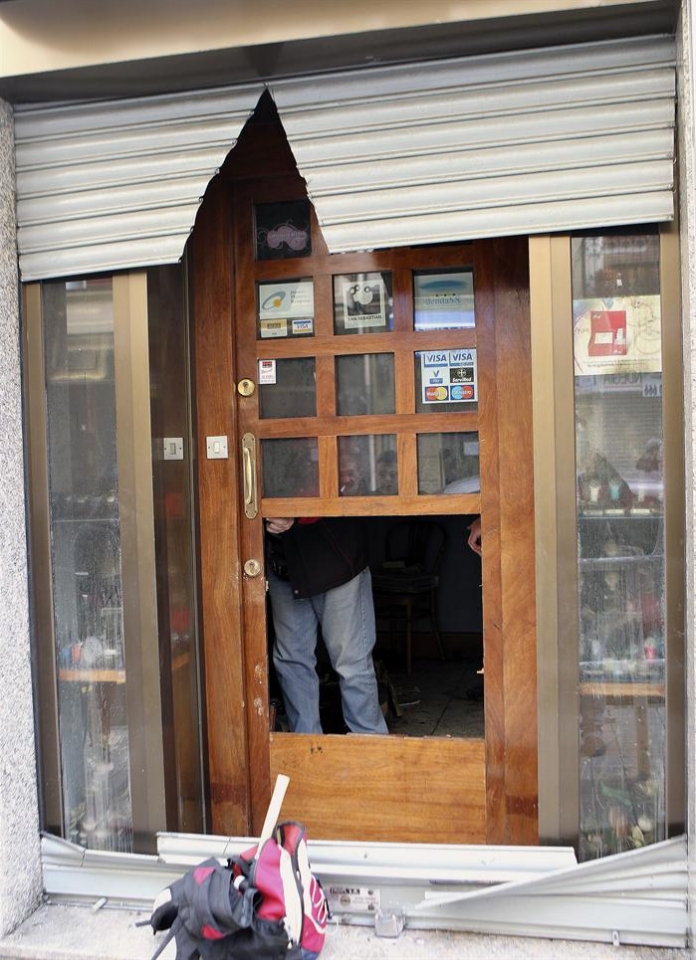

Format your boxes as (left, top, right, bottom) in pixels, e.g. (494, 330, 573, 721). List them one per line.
(678, 0, 696, 947)
(0, 97, 41, 935)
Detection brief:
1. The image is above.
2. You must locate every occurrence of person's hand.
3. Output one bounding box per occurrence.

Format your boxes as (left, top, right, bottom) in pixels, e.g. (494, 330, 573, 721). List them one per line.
(266, 518, 295, 535)
(467, 517, 482, 556)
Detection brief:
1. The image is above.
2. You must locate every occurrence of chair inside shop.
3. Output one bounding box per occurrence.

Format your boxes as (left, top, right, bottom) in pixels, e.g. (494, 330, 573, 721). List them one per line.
(372, 519, 447, 675)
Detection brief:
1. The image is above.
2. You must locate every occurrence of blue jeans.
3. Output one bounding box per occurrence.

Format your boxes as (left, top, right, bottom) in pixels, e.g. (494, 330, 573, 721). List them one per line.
(269, 567, 388, 735)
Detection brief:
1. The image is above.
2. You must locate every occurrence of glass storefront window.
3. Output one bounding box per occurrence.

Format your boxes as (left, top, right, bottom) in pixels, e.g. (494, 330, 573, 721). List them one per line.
(43, 278, 133, 851)
(571, 232, 667, 859)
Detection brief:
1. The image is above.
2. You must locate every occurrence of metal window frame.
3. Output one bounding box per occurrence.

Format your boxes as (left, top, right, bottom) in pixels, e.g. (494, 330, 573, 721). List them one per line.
(40, 831, 687, 947)
(25, 273, 167, 851)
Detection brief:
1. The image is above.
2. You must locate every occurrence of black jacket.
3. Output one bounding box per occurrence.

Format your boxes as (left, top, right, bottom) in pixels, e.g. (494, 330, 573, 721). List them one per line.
(266, 517, 369, 599)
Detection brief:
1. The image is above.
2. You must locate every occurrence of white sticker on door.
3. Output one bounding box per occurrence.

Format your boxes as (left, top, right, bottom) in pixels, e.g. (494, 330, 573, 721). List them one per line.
(258, 359, 277, 384)
(421, 348, 477, 403)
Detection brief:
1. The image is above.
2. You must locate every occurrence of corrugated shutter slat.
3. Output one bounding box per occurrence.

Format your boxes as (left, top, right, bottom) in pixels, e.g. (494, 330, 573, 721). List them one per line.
(14, 35, 675, 280)
(15, 84, 263, 280)
(270, 35, 675, 253)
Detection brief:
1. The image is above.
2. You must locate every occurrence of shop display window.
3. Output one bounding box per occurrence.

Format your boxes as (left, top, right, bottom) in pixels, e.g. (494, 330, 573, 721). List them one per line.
(43, 278, 133, 851)
(571, 232, 667, 859)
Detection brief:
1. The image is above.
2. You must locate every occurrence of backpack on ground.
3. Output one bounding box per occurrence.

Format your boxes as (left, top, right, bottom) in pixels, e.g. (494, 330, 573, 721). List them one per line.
(146, 819, 328, 960)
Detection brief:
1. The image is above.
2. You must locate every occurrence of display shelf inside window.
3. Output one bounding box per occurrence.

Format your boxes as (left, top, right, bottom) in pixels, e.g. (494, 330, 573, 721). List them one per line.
(578, 715, 665, 859)
(577, 516, 666, 861)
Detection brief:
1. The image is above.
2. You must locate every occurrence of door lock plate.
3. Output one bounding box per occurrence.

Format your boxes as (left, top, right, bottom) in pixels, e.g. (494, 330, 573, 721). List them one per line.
(237, 378, 256, 397)
(243, 558, 263, 578)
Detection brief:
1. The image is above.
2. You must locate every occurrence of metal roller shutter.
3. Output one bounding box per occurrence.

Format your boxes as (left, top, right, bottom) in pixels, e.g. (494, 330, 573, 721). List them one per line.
(14, 35, 675, 280)
(270, 35, 676, 251)
(15, 84, 263, 280)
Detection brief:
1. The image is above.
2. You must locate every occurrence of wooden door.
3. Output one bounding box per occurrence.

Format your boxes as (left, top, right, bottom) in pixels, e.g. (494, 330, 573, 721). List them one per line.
(191, 103, 537, 845)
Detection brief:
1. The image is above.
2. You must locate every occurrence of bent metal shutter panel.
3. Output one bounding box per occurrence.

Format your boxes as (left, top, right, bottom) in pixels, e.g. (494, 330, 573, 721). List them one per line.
(14, 85, 263, 280)
(269, 35, 676, 252)
(14, 35, 675, 280)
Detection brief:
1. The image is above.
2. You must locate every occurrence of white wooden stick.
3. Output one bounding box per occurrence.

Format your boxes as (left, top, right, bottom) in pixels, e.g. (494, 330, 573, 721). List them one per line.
(259, 773, 290, 845)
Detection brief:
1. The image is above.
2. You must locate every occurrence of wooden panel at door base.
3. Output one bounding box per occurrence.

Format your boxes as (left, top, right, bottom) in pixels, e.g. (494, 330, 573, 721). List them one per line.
(270, 734, 486, 844)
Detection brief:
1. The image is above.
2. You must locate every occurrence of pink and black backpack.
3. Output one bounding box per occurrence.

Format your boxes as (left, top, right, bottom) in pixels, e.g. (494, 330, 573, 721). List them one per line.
(148, 820, 328, 959)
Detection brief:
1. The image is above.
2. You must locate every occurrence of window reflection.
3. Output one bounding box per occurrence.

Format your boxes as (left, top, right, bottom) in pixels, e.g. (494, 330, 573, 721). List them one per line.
(258, 357, 317, 419)
(44, 278, 133, 852)
(336, 353, 395, 416)
(337, 435, 398, 496)
(262, 438, 319, 498)
(417, 433, 480, 495)
(413, 269, 475, 331)
(572, 231, 667, 860)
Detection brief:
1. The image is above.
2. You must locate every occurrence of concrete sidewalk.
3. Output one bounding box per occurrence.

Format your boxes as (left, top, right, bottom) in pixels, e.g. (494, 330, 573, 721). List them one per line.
(0, 903, 689, 960)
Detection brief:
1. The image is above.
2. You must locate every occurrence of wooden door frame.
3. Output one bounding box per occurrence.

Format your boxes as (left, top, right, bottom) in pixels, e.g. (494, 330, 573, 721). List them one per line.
(191, 110, 537, 843)
(475, 237, 538, 844)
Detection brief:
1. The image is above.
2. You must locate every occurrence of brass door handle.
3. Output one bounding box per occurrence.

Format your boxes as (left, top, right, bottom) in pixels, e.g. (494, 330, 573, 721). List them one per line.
(242, 433, 257, 519)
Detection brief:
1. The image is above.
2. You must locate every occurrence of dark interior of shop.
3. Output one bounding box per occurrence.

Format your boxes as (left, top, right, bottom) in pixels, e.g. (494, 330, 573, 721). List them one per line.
(267, 514, 485, 738)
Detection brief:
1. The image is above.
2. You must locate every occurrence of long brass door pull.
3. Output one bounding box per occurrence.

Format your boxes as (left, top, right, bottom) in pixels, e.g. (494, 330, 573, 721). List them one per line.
(242, 433, 257, 518)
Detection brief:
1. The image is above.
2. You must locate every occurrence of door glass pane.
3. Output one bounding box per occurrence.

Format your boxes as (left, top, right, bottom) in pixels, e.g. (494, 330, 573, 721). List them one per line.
(417, 433, 480, 494)
(413, 268, 475, 331)
(257, 278, 314, 340)
(572, 231, 667, 860)
(336, 353, 395, 416)
(415, 348, 478, 413)
(262, 438, 319, 497)
(258, 357, 316, 419)
(43, 278, 133, 851)
(333, 272, 393, 335)
(337, 435, 398, 496)
(254, 200, 311, 261)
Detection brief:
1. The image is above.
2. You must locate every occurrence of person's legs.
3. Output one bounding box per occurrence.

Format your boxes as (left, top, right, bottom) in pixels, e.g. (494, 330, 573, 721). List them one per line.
(316, 568, 388, 734)
(268, 570, 322, 733)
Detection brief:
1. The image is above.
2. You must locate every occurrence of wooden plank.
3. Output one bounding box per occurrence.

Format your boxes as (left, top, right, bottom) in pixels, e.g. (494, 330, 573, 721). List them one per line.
(260, 494, 481, 518)
(478, 237, 538, 844)
(494, 236, 537, 845)
(270, 734, 486, 844)
(474, 242, 506, 844)
(230, 180, 274, 836)
(257, 412, 480, 437)
(250, 329, 477, 357)
(191, 178, 251, 835)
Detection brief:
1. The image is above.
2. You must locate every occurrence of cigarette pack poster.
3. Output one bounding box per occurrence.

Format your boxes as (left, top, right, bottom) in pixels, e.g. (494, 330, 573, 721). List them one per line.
(573, 295, 661, 375)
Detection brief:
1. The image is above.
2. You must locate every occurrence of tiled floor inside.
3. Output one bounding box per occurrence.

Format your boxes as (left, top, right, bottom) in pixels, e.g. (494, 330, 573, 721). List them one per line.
(384, 656, 485, 738)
